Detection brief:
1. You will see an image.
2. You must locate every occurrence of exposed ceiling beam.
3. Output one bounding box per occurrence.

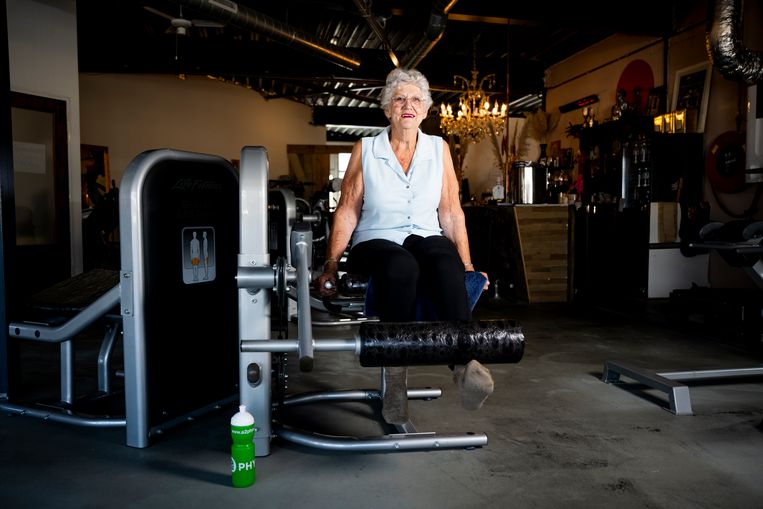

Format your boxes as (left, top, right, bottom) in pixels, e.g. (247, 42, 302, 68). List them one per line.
(170, 0, 362, 69)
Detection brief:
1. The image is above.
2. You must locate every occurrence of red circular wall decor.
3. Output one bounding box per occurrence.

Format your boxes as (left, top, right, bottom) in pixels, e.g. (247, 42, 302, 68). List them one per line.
(616, 59, 655, 113)
(706, 131, 746, 194)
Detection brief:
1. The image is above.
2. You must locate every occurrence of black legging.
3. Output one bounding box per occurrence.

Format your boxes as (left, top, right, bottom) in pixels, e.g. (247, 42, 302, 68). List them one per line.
(347, 235, 470, 322)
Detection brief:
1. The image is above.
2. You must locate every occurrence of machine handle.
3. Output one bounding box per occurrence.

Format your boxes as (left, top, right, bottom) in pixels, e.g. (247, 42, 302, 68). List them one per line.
(290, 224, 315, 371)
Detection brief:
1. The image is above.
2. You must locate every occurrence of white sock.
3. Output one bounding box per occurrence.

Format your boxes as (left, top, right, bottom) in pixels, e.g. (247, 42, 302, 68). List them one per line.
(453, 360, 494, 411)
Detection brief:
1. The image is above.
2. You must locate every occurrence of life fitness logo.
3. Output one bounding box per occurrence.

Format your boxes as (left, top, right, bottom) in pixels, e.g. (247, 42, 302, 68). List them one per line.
(231, 457, 255, 473)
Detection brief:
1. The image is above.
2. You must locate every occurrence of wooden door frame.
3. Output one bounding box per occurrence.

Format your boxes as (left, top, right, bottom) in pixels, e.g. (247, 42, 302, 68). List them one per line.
(11, 91, 70, 251)
(1, 0, 14, 396)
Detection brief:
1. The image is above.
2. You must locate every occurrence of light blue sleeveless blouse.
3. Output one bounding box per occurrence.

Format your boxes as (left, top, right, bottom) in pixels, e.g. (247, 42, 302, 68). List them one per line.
(351, 127, 444, 246)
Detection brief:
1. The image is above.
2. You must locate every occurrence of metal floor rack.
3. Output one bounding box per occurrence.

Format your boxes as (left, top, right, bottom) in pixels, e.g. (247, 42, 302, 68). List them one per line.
(602, 360, 763, 415)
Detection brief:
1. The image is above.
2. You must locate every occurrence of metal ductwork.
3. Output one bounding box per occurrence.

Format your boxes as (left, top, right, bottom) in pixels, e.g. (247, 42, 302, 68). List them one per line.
(400, 0, 459, 69)
(708, 0, 763, 84)
(708, 0, 763, 181)
(171, 0, 361, 70)
(352, 0, 400, 67)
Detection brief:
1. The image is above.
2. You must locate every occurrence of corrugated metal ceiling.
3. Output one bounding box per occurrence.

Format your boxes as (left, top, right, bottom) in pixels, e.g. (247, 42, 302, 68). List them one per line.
(76, 0, 677, 140)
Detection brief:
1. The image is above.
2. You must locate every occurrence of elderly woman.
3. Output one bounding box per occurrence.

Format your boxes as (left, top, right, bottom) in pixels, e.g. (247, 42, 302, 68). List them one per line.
(316, 68, 493, 424)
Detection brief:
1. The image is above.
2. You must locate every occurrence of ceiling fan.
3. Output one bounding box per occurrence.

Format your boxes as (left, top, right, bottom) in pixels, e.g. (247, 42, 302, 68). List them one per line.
(143, 5, 224, 36)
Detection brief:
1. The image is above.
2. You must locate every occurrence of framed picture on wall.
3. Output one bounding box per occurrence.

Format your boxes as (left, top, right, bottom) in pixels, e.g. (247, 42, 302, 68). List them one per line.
(670, 62, 711, 132)
(646, 85, 666, 116)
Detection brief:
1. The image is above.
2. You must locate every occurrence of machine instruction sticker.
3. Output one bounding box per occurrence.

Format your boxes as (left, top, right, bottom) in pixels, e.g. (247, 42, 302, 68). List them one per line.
(182, 227, 216, 284)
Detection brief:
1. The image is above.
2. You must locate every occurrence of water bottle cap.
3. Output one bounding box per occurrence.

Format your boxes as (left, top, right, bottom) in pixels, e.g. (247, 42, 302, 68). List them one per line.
(231, 404, 254, 426)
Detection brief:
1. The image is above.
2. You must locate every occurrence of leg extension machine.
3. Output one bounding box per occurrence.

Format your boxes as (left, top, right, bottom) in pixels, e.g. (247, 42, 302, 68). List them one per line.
(237, 147, 525, 455)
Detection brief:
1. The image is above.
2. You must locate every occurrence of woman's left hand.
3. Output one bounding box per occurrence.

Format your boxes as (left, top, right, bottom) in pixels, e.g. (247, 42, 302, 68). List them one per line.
(466, 265, 490, 291)
(479, 271, 490, 291)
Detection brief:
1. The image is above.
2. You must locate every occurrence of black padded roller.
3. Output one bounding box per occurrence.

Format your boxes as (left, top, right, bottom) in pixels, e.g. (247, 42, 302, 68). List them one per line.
(358, 319, 524, 367)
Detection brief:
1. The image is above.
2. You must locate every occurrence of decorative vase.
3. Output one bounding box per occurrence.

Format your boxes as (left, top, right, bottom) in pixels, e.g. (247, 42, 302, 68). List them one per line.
(538, 143, 548, 164)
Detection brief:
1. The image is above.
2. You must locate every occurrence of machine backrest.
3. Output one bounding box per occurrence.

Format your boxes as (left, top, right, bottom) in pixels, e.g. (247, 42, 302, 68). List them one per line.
(119, 149, 239, 448)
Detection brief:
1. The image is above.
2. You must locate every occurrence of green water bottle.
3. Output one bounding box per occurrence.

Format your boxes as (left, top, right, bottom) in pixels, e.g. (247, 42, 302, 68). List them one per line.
(230, 405, 255, 487)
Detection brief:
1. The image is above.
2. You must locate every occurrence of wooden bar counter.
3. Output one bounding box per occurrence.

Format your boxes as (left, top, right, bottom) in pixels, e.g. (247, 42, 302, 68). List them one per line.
(463, 204, 571, 303)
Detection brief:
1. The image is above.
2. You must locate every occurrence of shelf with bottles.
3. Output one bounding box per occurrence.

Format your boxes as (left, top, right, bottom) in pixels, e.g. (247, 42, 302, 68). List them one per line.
(546, 165, 572, 204)
(533, 143, 573, 204)
(577, 116, 700, 209)
(622, 133, 652, 209)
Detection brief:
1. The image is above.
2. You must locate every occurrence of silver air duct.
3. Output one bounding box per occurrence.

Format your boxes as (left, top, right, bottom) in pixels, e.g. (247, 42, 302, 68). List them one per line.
(708, 0, 763, 181)
(400, 0, 459, 69)
(171, 0, 361, 69)
(352, 0, 400, 67)
(708, 0, 762, 84)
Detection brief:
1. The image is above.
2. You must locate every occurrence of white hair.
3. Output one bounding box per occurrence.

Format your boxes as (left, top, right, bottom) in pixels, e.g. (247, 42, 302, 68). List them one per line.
(379, 68, 433, 111)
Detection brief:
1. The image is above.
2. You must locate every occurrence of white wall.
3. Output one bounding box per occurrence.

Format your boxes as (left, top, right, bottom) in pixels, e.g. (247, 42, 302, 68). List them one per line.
(461, 136, 502, 199)
(79, 74, 327, 185)
(461, 117, 526, 200)
(7, 0, 82, 273)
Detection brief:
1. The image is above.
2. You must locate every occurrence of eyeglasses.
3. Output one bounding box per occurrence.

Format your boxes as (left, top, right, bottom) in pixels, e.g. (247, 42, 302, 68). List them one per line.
(392, 96, 424, 107)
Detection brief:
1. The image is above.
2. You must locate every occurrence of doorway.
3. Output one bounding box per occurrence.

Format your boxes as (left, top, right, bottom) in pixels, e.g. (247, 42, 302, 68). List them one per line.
(286, 144, 352, 204)
(11, 92, 70, 301)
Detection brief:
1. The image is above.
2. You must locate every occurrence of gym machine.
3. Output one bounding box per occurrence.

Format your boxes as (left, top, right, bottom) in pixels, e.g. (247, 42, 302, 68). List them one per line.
(3, 269, 123, 427)
(4, 146, 525, 453)
(602, 220, 763, 415)
(236, 147, 525, 455)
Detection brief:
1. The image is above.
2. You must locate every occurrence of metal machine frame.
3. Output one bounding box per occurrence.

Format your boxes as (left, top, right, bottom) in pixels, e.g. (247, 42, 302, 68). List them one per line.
(602, 360, 763, 415)
(120, 149, 240, 448)
(237, 146, 524, 455)
(3, 283, 123, 427)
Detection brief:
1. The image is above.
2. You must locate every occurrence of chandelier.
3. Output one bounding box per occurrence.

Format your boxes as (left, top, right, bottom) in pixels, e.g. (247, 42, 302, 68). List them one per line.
(439, 68, 507, 144)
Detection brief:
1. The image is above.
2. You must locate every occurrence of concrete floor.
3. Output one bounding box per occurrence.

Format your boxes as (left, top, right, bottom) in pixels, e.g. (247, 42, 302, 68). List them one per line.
(1, 299, 762, 508)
